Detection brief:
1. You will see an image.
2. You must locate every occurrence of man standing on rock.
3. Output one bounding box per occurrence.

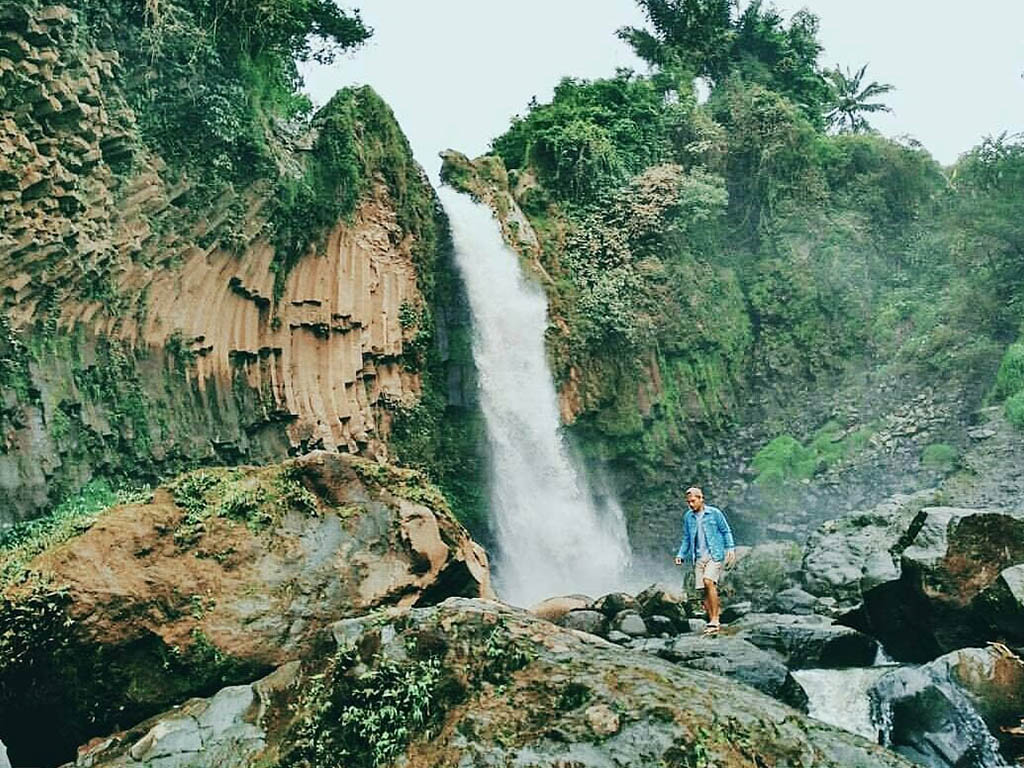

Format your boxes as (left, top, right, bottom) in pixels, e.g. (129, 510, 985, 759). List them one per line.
(674, 486, 736, 635)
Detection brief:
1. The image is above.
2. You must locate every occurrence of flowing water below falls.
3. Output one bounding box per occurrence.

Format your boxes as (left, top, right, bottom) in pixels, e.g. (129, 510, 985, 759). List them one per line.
(439, 187, 631, 607)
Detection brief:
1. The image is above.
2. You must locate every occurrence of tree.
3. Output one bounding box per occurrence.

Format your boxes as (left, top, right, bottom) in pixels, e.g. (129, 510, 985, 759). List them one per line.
(617, 0, 735, 79)
(824, 64, 894, 133)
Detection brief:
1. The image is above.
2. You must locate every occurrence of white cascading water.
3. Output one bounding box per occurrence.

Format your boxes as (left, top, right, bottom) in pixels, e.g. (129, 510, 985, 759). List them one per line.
(438, 186, 631, 607)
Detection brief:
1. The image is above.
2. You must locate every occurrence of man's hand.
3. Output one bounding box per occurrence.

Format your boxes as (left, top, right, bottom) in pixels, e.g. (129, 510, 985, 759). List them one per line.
(724, 550, 736, 568)
(674, 557, 682, 566)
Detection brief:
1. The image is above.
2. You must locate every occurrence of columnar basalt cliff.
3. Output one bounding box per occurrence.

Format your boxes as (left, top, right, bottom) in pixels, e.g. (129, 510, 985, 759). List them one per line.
(0, 1, 482, 524)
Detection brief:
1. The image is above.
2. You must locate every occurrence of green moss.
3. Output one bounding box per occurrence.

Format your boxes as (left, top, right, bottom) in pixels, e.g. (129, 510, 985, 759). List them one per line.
(921, 443, 958, 471)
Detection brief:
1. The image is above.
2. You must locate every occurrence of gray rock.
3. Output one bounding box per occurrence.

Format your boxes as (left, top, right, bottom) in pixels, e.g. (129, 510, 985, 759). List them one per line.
(770, 586, 818, 615)
(0, 739, 9, 768)
(644, 615, 675, 636)
(686, 619, 706, 634)
(842, 506, 1024, 661)
(635, 583, 689, 629)
(650, 634, 809, 711)
(801, 490, 937, 606)
(720, 600, 752, 624)
(560, 609, 609, 637)
(732, 613, 878, 669)
(724, 542, 803, 610)
(870, 646, 1024, 768)
(611, 610, 648, 637)
(605, 629, 631, 645)
(76, 662, 299, 768)
(592, 592, 640, 618)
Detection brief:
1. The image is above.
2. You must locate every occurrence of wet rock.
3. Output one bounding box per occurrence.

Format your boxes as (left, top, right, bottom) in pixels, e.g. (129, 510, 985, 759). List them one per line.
(649, 634, 810, 711)
(559, 609, 608, 637)
(0, 739, 9, 768)
(801, 491, 938, 608)
(841, 506, 1024, 661)
(720, 600, 753, 624)
(983, 564, 1024, 639)
(606, 630, 631, 645)
(635, 583, 689, 629)
(592, 592, 640, 618)
(611, 610, 648, 637)
(644, 615, 675, 636)
(76, 598, 914, 768)
(770, 586, 818, 615)
(869, 646, 1024, 767)
(732, 613, 878, 669)
(530, 594, 592, 623)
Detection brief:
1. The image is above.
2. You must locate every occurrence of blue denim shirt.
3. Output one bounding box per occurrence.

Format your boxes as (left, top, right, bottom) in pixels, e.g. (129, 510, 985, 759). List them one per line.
(676, 505, 735, 563)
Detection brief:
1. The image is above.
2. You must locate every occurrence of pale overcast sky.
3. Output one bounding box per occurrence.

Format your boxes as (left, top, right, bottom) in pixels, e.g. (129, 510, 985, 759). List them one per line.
(300, 1, 1024, 176)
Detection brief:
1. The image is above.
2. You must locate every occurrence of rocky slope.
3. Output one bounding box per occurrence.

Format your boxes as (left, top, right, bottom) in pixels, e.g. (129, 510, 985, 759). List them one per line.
(0, 0, 481, 525)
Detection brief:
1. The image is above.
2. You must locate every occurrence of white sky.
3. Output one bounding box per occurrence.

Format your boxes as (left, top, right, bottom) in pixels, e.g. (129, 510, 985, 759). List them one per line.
(300, 1, 1024, 176)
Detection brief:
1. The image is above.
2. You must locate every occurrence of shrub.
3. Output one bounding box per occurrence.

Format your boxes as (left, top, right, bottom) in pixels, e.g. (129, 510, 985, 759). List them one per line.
(1006, 391, 1024, 430)
(921, 443, 958, 471)
(993, 342, 1024, 401)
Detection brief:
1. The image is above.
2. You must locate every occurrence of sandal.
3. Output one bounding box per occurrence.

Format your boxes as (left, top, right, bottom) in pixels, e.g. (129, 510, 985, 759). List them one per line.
(702, 622, 720, 635)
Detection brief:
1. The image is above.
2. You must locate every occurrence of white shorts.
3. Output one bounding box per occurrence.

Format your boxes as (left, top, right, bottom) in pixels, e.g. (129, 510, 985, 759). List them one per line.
(694, 555, 723, 589)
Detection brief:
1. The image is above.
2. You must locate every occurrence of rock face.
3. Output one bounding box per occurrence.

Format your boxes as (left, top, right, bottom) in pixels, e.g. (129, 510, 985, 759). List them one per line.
(630, 633, 811, 712)
(801, 490, 938, 608)
(731, 613, 878, 669)
(74, 598, 915, 768)
(839, 506, 1024, 661)
(869, 646, 1024, 768)
(0, 1, 476, 523)
(0, 452, 490, 767)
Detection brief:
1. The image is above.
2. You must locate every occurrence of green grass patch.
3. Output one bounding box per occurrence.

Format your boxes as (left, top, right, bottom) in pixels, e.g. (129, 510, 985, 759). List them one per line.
(0, 480, 151, 588)
(169, 465, 319, 546)
(753, 421, 874, 492)
(921, 443, 958, 471)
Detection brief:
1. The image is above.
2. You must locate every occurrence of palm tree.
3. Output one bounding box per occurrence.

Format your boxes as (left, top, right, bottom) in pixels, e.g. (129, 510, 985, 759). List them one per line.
(825, 64, 895, 133)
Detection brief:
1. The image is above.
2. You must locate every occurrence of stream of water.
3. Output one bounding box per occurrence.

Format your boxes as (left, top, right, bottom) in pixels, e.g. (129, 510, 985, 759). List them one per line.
(439, 186, 631, 607)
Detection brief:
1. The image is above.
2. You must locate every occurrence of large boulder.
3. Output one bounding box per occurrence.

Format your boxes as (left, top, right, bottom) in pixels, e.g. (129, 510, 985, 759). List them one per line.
(530, 594, 592, 623)
(840, 506, 1024, 661)
(869, 646, 1024, 767)
(0, 452, 490, 767)
(75, 598, 915, 768)
(723, 542, 805, 610)
(630, 634, 810, 711)
(732, 613, 878, 669)
(801, 490, 938, 608)
(635, 582, 690, 630)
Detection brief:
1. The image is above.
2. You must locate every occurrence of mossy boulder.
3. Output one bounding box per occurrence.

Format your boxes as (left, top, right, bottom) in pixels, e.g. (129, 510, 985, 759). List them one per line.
(0, 452, 490, 766)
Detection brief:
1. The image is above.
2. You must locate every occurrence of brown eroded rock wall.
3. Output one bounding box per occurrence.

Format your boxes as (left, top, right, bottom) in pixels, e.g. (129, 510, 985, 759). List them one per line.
(0, 1, 462, 521)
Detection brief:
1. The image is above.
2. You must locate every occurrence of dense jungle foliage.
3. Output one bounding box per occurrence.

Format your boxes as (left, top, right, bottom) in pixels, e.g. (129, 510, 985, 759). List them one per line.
(482, 0, 1024, 500)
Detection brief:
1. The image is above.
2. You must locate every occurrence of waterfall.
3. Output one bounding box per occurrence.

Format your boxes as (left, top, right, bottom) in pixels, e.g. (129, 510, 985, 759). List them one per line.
(791, 666, 893, 741)
(438, 186, 631, 607)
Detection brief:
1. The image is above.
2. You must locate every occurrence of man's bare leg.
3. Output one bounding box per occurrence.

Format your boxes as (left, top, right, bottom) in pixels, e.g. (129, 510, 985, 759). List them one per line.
(704, 579, 721, 626)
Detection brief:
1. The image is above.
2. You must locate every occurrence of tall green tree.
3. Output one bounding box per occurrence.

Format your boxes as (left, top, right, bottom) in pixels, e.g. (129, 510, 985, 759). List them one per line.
(824, 64, 894, 133)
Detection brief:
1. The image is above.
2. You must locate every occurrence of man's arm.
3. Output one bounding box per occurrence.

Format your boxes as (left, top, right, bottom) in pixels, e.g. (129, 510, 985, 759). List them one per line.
(716, 508, 736, 566)
(674, 515, 690, 564)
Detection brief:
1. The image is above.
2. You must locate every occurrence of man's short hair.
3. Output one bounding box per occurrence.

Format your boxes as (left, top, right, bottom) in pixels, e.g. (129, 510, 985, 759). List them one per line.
(685, 486, 703, 497)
